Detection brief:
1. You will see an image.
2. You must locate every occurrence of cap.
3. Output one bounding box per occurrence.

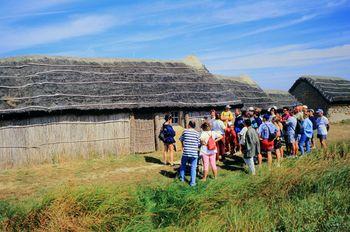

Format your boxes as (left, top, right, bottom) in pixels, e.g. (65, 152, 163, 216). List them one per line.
(272, 106, 278, 110)
(263, 114, 270, 120)
(303, 105, 308, 109)
(225, 105, 231, 109)
(248, 107, 255, 111)
(316, 109, 324, 114)
(308, 109, 314, 113)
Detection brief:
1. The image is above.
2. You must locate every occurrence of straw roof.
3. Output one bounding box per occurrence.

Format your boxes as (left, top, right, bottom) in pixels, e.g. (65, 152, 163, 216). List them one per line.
(265, 90, 299, 108)
(216, 75, 275, 109)
(289, 75, 350, 104)
(0, 55, 241, 115)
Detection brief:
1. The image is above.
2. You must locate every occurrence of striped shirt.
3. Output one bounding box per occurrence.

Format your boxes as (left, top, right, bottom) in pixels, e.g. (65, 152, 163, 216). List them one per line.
(179, 129, 200, 158)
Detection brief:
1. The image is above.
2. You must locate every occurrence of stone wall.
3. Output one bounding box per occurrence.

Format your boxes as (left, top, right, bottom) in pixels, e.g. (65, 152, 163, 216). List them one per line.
(290, 81, 330, 112)
(328, 104, 350, 123)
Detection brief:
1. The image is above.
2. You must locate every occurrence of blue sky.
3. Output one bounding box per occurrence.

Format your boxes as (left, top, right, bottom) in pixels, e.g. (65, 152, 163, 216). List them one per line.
(0, 0, 349, 90)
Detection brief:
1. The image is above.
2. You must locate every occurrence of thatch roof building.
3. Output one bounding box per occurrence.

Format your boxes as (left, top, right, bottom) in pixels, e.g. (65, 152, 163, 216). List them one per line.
(0, 55, 241, 168)
(265, 90, 299, 108)
(216, 75, 275, 109)
(289, 75, 350, 122)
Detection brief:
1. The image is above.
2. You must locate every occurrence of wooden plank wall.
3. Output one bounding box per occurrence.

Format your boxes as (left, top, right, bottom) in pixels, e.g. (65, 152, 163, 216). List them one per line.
(0, 113, 130, 169)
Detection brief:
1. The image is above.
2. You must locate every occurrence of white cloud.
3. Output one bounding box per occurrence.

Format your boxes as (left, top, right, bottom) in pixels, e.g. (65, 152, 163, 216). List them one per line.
(0, 15, 116, 53)
(207, 44, 350, 71)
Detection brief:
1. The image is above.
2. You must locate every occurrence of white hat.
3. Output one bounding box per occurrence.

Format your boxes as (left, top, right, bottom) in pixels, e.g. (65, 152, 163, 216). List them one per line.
(248, 107, 255, 111)
(303, 105, 308, 109)
(225, 105, 231, 109)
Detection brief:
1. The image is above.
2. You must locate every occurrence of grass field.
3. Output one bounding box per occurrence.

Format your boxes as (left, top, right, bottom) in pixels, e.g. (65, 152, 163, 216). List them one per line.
(0, 122, 349, 231)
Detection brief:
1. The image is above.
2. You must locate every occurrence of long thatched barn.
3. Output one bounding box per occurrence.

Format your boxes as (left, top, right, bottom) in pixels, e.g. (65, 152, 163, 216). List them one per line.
(265, 90, 299, 109)
(289, 76, 350, 122)
(0, 55, 242, 168)
(216, 75, 275, 109)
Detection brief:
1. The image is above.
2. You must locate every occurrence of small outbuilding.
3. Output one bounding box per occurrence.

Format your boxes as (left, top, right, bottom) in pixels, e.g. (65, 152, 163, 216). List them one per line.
(265, 90, 299, 109)
(289, 75, 350, 122)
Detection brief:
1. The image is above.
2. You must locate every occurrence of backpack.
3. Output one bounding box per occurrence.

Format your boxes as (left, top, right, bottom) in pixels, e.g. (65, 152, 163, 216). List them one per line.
(158, 125, 166, 142)
(295, 120, 304, 134)
(266, 124, 277, 141)
(207, 132, 217, 150)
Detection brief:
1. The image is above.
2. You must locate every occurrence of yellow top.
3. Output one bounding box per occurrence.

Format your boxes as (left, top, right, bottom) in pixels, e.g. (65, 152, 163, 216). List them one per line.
(221, 111, 234, 125)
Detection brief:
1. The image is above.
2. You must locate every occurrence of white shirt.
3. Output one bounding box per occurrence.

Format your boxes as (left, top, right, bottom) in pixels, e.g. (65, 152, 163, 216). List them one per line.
(316, 116, 329, 135)
(239, 127, 248, 145)
(200, 131, 221, 155)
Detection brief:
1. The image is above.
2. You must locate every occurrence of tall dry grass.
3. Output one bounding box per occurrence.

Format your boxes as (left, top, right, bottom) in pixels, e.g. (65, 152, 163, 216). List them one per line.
(1, 142, 349, 231)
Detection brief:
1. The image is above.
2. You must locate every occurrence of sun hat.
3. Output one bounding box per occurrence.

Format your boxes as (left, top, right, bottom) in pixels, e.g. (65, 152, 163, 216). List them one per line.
(225, 105, 231, 109)
(316, 109, 324, 114)
(248, 106, 255, 111)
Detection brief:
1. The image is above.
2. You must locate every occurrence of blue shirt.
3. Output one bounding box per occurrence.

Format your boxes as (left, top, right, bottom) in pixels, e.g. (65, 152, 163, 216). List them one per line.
(179, 129, 200, 157)
(258, 122, 277, 139)
(302, 118, 313, 138)
(286, 116, 297, 136)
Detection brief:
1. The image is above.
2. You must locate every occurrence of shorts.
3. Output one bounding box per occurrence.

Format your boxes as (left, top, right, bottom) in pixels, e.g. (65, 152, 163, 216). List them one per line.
(287, 134, 296, 144)
(164, 143, 175, 152)
(317, 134, 327, 140)
(261, 139, 274, 152)
(274, 139, 282, 149)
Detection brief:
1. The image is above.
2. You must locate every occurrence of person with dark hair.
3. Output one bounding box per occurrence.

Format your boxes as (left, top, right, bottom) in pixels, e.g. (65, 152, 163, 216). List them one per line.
(179, 120, 200, 186)
(160, 114, 176, 165)
(211, 113, 226, 161)
(200, 122, 223, 181)
(308, 109, 317, 148)
(258, 114, 278, 168)
(241, 119, 260, 175)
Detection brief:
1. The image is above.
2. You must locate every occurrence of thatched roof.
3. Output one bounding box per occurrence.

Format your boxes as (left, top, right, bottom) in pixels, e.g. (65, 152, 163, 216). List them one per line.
(289, 75, 350, 104)
(265, 90, 299, 108)
(216, 75, 275, 109)
(0, 55, 242, 115)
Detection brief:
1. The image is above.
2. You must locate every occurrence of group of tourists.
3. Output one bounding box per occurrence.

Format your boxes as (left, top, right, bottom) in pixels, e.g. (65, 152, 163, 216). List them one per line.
(159, 104, 330, 186)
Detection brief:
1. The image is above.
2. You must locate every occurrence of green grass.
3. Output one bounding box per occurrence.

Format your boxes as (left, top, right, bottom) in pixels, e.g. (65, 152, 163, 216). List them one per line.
(1, 142, 349, 231)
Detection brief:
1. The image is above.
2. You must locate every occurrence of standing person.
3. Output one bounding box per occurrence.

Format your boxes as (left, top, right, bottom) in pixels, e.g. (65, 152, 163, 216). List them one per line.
(258, 114, 279, 167)
(234, 108, 244, 152)
(298, 112, 313, 155)
(209, 109, 216, 128)
(286, 111, 298, 156)
(227, 123, 237, 155)
(199, 122, 223, 181)
(211, 113, 226, 161)
(272, 116, 283, 159)
(308, 109, 317, 149)
(241, 119, 260, 175)
(316, 109, 329, 149)
(221, 105, 234, 126)
(269, 106, 277, 122)
(161, 114, 176, 165)
(222, 105, 234, 153)
(179, 121, 200, 186)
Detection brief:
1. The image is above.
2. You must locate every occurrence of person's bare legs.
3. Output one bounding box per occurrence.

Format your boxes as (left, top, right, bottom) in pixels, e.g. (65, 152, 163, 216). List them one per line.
(258, 153, 263, 166)
(267, 152, 272, 168)
(275, 149, 281, 166)
(163, 144, 168, 164)
(169, 144, 174, 165)
(320, 139, 327, 149)
(202, 170, 208, 181)
(280, 147, 284, 158)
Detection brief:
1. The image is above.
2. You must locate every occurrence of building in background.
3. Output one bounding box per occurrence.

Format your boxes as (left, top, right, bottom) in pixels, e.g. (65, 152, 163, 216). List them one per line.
(265, 89, 299, 109)
(0, 55, 242, 168)
(289, 76, 350, 122)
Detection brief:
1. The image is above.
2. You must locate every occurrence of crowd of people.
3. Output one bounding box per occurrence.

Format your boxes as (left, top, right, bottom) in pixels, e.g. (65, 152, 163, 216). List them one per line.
(159, 104, 330, 186)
